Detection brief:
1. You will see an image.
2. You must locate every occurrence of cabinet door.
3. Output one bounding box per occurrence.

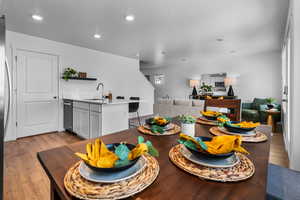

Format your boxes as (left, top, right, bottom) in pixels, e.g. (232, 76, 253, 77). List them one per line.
(89, 111, 102, 139)
(73, 108, 79, 134)
(78, 108, 90, 139)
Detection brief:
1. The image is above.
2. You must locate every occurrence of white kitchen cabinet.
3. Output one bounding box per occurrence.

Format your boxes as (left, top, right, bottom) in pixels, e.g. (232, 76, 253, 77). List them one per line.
(73, 102, 90, 139)
(89, 111, 102, 139)
(77, 108, 90, 139)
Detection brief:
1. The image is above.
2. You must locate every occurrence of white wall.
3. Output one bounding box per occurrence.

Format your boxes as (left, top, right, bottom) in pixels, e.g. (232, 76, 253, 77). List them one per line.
(289, 0, 300, 171)
(5, 31, 154, 141)
(141, 50, 282, 102)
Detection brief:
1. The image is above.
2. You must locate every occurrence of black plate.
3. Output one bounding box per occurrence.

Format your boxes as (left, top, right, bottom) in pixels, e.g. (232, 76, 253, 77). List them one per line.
(84, 143, 139, 172)
(185, 137, 234, 158)
(202, 115, 218, 121)
(224, 122, 255, 133)
(145, 117, 170, 127)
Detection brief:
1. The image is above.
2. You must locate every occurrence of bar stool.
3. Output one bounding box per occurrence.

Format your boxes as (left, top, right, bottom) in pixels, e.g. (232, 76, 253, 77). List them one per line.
(129, 97, 141, 127)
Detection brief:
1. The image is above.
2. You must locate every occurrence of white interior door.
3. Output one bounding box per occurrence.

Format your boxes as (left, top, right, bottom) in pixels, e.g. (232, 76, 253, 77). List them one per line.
(16, 49, 59, 138)
(282, 22, 291, 155)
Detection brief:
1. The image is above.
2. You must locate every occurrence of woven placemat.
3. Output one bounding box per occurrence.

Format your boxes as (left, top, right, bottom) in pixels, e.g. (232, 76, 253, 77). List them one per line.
(137, 123, 181, 136)
(169, 144, 255, 182)
(64, 155, 159, 200)
(209, 126, 268, 143)
(196, 118, 218, 126)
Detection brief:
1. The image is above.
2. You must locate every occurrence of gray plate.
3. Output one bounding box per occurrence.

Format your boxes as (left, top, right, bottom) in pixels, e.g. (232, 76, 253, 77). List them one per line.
(79, 156, 147, 183)
(180, 146, 240, 168)
(218, 127, 257, 137)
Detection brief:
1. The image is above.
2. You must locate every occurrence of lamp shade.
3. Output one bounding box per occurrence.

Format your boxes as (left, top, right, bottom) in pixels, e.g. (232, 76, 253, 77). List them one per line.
(189, 79, 200, 88)
(224, 77, 237, 86)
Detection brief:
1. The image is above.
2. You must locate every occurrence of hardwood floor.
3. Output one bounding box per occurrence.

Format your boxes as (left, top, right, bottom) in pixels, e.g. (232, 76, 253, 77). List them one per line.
(3, 130, 289, 200)
(269, 132, 289, 167)
(3, 132, 82, 200)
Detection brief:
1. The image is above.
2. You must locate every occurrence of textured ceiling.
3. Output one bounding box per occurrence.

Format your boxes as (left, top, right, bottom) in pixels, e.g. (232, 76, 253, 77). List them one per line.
(1, 0, 289, 68)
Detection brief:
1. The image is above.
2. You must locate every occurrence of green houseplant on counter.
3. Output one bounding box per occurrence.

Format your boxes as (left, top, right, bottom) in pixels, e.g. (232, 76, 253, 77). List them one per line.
(63, 67, 78, 81)
(179, 115, 196, 137)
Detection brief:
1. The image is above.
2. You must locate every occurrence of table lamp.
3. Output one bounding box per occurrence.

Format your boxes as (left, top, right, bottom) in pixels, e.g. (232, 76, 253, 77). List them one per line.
(189, 79, 200, 97)
(224, 77, 236, 96)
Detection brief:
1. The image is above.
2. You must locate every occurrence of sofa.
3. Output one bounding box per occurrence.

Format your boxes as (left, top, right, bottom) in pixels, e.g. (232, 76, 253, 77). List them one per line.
(242, 98, 281, 123)
(154, 99, 204, 117)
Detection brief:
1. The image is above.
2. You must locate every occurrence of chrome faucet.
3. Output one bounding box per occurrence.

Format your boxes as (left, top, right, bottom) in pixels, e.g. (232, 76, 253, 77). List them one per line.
(96, 82, 104, 99)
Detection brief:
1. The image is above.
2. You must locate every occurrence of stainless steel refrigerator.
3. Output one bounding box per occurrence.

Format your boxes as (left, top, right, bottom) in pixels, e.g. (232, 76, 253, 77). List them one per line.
(0, 15, 12, 199)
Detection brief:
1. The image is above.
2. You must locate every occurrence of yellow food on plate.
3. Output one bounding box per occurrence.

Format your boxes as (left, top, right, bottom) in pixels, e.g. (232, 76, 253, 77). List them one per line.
(201, 110, 222, 117)
(232, 121, 260, 128)
(154, 116, 168, 126)
(128, 143, 148, 160)
(75, 138, 118, 168)
(204, 135, 249, 155)
(217, 116, 230, 123)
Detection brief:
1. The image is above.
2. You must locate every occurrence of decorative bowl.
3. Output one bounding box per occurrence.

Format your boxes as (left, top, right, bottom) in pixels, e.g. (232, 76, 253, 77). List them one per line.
(84, 143, 139, 172)
(185, 136, 234, 158)
(224, 122, 256, 133)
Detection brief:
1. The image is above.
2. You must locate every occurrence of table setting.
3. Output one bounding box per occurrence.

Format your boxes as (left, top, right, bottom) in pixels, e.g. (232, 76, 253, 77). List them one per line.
(137, 116, 181, 136)
(64, 136, 160, 199)
(209, 115, 268, 142)
(196, 111, 222, 126)
(169, 133, 255, 182)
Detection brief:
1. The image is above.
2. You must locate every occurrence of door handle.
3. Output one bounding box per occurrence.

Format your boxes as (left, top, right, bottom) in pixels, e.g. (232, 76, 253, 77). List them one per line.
(53, 96, 58, 99)
(4, 57, 12, 137)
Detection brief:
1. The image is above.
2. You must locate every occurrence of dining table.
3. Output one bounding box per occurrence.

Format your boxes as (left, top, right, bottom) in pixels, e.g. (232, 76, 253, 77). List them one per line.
(37, 119, 271, 200)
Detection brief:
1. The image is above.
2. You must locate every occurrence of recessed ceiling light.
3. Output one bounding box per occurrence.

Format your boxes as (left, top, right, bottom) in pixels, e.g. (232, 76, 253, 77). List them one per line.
(216, 38, 224, 42)
(125, 14, 135, 21)
(32, 14, 43, 21)
(93, 34, 101, 39)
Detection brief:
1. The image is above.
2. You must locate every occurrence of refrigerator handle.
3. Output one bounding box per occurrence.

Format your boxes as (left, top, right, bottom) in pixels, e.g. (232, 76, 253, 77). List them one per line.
(4, 57, 12, 137)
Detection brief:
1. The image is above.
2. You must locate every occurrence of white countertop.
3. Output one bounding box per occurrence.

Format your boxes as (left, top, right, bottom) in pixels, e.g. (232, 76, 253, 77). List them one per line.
(63, 98, 141, 105)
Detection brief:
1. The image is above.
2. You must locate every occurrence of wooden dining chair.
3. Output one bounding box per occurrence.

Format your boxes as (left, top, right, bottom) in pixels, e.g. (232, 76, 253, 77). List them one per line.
(204, 99, 241, 121)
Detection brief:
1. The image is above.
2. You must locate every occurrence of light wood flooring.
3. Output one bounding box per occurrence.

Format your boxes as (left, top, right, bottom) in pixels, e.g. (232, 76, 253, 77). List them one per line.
(4, 131, 289, 200)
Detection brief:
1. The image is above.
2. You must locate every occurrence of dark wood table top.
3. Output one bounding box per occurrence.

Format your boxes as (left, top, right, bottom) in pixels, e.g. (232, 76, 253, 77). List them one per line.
(37, 123, 271, 200)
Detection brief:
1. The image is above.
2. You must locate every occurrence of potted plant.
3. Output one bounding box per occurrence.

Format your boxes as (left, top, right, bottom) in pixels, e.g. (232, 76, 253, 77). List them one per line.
(200, 83, 213, 95)
(63, 67, 77, 81)
(179, 115, 196, 137)
(266, 98, 276, 109)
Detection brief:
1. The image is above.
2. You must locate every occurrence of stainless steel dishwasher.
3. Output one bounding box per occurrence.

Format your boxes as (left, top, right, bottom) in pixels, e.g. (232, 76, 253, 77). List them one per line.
(63, 99, 73, 133)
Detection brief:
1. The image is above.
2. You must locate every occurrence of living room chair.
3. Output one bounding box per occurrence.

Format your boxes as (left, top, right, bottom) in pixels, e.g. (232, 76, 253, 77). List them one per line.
(204, 99, 241, 121)
(242, 98, 281, 123)
(267, 164, 300, 200)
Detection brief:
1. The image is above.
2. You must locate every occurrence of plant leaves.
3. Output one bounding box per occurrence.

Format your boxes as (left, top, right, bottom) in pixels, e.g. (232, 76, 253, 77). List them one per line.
(196, 137, 208, 150)
(115, 159, 131, 167)
(178, 139, 198, 151)
(151, 125, 165, 134)
(114, 144, 130, 160)
(148, 145, 159, 157)
(144, 141, 159, 157)
(138, 136, 145, 144)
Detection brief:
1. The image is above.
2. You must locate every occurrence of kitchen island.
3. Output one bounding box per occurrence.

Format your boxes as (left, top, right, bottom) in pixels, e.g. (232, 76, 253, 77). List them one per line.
(63, 98, 140, 139)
